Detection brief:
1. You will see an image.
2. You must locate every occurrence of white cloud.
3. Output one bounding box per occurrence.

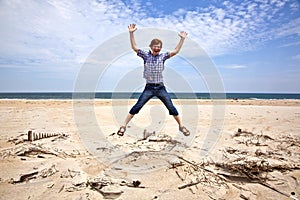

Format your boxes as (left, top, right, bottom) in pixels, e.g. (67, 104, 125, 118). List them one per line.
(276, 18, 300, 37)
(223, 65, 248, 69)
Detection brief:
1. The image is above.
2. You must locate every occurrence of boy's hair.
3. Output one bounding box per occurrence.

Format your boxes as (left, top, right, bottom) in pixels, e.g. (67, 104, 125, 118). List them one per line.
(149, 38, 162, 47)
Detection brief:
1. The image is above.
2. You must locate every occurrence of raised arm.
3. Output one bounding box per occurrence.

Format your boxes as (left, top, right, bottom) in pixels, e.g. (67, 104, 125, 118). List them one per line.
(169, 31, 188, 58)
(128, 24, 138, 53)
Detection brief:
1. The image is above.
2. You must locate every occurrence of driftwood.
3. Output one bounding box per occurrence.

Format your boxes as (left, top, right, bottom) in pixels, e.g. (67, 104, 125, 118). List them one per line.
(175, 155, 297, 199)
(12, 171, 39, 183)
(85, 175, 144, 198)
(175, 155, 228, 194)
(259, 182, 291, 198)
(148, 137, 182, 145)
(65, 175, 144, 196)
(233, 129, 274, 146)
(60, 169, 81, 178)
(214, 158, 270, 181)
(146, 134, 188, 150)
(12, 165, 58, 184)
(0, 143, 72, 159)
(65, 182, 86, 192)
(177, 156, 216, 175)
(16, 144, 59, 157)
(172, 131, 300, 199)
(178, 180, 202, 189)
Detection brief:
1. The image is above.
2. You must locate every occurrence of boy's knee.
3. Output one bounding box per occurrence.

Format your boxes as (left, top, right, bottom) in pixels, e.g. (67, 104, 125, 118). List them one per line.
(169, 109, 179, 116)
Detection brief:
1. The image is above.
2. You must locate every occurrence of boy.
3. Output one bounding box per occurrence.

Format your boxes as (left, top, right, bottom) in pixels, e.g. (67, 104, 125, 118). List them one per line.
(117, 24, 190, 136)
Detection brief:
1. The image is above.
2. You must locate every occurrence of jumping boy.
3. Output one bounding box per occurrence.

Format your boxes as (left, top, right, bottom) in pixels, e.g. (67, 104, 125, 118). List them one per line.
(117, 23, 190, 136)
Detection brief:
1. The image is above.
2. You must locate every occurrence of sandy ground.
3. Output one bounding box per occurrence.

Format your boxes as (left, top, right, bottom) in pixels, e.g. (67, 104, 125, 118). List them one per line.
(0, 99, 299, 200)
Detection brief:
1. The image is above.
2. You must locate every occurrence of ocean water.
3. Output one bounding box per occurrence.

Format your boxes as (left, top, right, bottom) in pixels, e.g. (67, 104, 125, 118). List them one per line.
(0, 92, 299, 100)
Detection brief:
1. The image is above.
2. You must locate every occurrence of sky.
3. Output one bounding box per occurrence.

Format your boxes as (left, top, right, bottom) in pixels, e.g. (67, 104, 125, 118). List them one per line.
(0, 0, 300, 93)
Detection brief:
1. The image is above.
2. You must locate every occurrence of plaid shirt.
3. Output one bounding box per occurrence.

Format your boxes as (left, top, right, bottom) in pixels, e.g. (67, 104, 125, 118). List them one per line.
(137, 49, 170, 83)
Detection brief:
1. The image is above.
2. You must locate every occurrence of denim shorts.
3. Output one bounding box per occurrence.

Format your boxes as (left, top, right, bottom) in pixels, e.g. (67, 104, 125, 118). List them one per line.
(129, 83, 179, 116)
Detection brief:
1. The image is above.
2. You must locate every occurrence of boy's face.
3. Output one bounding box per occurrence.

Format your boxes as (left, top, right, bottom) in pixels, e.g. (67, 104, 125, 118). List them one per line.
(151, 44, 161, 55)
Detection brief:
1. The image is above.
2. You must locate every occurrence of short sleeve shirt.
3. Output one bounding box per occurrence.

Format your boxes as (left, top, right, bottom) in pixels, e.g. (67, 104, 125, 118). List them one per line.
(137, 49, 170, 83)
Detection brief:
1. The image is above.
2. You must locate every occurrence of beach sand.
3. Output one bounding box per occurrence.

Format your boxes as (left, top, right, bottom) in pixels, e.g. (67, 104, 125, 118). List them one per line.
(0, 99, 299, 200)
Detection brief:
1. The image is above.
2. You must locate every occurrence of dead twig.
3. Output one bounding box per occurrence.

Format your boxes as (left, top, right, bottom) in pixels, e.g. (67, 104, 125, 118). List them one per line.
(178, 180, 202, 190)
(259, 182, 290, 198)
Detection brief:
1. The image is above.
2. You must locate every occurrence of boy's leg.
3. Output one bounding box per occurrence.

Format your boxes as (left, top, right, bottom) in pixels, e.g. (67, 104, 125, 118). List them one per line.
(129, 85, 154, 115)
(117, 113, 134, 136)
(173, 115, 183, 127)
(156, 86, 179, 116)
(156, 86, 190, 136)
(117, 85, 154, 136)
(122, 113, 134, 127)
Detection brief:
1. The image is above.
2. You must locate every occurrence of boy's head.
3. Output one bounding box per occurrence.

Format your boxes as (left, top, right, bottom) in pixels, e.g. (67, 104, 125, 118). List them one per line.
(149, 38, 162, 54)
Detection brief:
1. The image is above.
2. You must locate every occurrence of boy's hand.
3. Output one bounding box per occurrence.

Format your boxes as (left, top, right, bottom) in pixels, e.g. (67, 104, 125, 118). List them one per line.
(178, 31, 188, 38)
(128, 24, 137, 33)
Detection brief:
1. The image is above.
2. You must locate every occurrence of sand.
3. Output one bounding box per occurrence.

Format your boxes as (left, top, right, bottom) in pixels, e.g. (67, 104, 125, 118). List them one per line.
(0, 99, 299, 200)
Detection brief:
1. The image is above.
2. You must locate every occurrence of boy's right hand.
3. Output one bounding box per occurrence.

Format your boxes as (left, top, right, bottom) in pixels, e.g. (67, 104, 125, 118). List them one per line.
(128, 24, 137, 32)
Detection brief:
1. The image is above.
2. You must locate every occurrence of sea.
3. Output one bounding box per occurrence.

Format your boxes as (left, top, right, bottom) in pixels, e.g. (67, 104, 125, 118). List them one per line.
(0, 92, 299, 100)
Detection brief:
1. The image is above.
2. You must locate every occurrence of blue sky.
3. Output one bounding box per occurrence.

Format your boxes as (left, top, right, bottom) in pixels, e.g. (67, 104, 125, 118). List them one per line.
(0, 0, 299, 93)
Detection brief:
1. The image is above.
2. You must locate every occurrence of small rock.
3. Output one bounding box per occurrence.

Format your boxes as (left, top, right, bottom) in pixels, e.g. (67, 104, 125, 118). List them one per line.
(132, 180, 141, 187)
(99, 185, 123, 199)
